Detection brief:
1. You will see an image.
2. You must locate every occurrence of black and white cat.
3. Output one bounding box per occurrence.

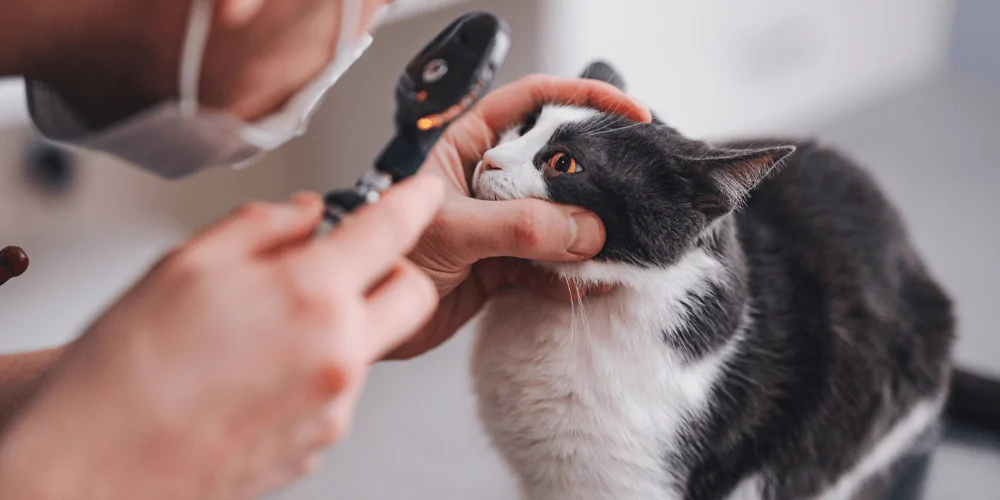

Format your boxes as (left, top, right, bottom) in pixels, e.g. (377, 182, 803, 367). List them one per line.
(469, 63, 967, 500)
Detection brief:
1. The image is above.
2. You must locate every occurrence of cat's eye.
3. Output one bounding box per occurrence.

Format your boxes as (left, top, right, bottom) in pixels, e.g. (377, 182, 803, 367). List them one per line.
(546, 152, 583, 175)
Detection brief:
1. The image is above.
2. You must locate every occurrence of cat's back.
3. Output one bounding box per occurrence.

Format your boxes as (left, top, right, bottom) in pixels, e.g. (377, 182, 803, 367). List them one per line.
(732, 137, 952, 332)
(732, 139, 909, 264)
(717, 139, 953, 498)
(730, 138, 953, 401)
(731, 139, 948, 308)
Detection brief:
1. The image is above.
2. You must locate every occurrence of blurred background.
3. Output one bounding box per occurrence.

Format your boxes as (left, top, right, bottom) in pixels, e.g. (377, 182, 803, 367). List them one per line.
(1, 0, 997, 498)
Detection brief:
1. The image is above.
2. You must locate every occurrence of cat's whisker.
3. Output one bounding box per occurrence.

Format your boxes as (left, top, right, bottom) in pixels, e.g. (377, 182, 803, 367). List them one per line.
(475, 116, 498, 152)
(577, 280, 594, 340)
(585, 92, 630, 134)
(584, 111, 617, 131)
(587, 116, 616, 135)
(589, 121, 645, 136)
(504, 260, 529, 287)
(566, 279, 578, 340)
(567, 275, 598, 366)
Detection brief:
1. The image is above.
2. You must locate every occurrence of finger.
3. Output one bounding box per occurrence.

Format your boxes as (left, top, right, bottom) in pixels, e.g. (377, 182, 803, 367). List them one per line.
(197, 193, 324, 255)
(441, 75, 652, 179)
(363, 260, 439, 361)
(418, 196, 605, 269)
(302, 174, 445, 290)
(481, 75, 651, 130)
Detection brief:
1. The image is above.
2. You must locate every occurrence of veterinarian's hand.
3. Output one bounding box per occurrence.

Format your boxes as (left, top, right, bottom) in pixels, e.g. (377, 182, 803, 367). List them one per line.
(390, 75, 651, 359)
(0, 176, 443, 500)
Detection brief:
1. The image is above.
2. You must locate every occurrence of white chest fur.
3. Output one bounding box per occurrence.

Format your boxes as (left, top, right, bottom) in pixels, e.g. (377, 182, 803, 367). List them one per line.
(471, 251, 744, 500)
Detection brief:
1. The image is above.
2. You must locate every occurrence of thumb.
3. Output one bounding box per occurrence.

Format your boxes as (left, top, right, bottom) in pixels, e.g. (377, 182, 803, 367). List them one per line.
(432, 196, 605, 267)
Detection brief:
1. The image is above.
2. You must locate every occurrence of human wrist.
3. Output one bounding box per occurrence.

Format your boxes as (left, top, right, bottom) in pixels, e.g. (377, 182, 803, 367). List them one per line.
(0, 409, 98, 500)
(0, 345, 189, 500)
(0, 347, 65, 432)
(0, 390, 191, 500)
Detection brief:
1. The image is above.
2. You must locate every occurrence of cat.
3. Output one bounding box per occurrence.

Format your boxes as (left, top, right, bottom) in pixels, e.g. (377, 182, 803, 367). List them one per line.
(469, 62, 966, 500)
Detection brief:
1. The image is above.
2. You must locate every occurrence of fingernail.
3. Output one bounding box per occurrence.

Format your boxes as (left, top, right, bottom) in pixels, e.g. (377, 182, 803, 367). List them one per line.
(568, 211, 603, 256)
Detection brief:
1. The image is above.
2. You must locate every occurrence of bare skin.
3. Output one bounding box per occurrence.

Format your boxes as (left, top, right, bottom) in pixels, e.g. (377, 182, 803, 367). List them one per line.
(0, 0, 651, 497)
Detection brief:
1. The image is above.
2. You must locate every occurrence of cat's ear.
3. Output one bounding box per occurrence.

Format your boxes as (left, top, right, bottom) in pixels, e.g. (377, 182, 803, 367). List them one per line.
(686, 146, 795, 216)
(579, 61, 626, 92)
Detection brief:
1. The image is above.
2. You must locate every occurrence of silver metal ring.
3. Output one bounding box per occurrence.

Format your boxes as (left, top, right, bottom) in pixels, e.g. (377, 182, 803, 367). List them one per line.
(423, 58, 449, 83)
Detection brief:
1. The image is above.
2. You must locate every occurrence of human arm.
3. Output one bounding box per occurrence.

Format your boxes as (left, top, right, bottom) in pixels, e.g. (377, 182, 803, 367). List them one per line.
(0, 176, 443, 500)
(0, 348, 63, 431)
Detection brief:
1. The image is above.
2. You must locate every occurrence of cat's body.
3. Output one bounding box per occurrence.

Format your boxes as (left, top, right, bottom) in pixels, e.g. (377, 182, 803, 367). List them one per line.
(470, 64, 954, 500)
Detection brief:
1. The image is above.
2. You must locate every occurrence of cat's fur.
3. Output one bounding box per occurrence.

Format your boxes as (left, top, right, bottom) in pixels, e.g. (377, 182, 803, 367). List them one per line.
(470, 63, 955, 500)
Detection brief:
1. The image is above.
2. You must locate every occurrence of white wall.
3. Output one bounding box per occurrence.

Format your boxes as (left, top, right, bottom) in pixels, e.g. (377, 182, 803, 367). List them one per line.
(539, 0, 956, 139)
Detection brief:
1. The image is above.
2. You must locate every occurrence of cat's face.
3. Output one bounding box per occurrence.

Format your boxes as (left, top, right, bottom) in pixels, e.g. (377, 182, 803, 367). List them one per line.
(472, 101, 793, 277)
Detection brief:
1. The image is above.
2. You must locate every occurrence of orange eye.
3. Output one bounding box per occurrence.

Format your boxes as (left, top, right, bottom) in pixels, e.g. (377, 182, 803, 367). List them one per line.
(546, 152, 582, 174)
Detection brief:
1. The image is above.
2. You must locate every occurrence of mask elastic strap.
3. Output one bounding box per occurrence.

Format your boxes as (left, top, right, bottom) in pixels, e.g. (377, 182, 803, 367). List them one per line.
(338, 0, 364, 56)
(179, 0, 216, 117)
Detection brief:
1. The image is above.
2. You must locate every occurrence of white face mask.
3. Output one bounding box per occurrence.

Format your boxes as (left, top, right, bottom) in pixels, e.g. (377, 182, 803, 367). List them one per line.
(26, 0, 375, 178)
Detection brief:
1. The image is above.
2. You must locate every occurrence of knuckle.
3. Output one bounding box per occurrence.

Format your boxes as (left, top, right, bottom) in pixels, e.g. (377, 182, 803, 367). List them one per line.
(510, 206, 548, 250)
(232, 201, 276, 225)
(159, 244, 212, 277)
(315, 360, 356, 397)
(278, 267, 331, 316)
(287, 279, 340, 322)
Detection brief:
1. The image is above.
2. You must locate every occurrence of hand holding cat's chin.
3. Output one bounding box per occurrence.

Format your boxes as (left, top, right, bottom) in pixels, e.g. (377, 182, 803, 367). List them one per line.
(383, 76, 646, 361)
(388, 194, 609, 361)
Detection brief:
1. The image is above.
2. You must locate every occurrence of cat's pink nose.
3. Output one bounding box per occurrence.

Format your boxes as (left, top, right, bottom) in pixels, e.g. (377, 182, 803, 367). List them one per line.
(481, 155, 502, 172)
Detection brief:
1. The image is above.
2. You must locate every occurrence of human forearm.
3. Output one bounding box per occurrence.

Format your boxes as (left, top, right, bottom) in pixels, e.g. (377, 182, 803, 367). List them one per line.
(0, 348, 63, 431)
